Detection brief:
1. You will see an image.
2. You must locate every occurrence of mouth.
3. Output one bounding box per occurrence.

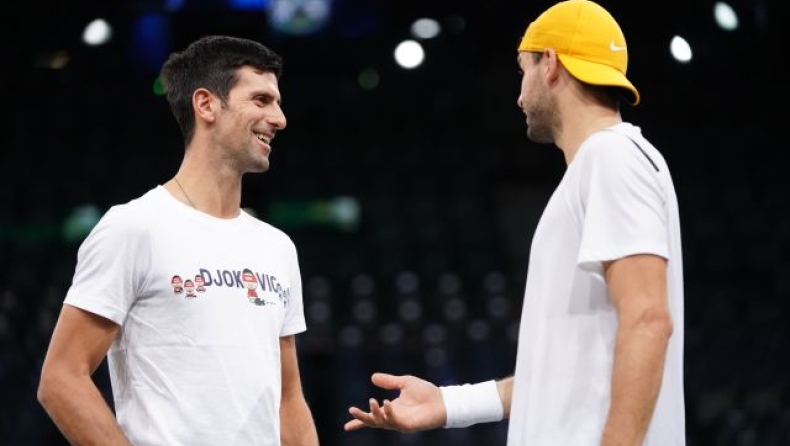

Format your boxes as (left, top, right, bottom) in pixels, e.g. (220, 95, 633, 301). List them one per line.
(254, 131, 273, 145)
(253, 131, 274, 155)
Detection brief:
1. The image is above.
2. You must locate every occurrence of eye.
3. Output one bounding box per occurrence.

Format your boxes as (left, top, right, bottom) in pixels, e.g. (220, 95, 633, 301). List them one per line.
(254, 94, 275, 106)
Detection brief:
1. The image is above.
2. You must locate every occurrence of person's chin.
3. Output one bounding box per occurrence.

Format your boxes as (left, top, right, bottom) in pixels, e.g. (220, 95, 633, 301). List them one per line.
(247, 160, 270, 173)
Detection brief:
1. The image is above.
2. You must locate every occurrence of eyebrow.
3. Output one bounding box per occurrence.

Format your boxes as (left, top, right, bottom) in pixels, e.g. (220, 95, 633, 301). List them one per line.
(253, 91, 281, 105)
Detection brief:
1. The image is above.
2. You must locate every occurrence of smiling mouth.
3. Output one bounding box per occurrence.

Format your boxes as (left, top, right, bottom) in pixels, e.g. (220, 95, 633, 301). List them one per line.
(254, 132, 273, 145)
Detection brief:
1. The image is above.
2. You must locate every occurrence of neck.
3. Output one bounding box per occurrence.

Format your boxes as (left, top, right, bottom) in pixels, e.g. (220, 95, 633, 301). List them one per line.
(165, 149, 244, 219)
(555, 100, 622, 165)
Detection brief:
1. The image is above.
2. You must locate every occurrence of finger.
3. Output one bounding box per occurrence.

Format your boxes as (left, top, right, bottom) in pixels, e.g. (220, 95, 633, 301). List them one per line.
(344, 418, 366, 431)
(369, 398, 385, 424)
(348, 406, 376, 425)
(382, 400, 399, 425)
(382, 399, 394, 417)
(371, 372, 405, 390)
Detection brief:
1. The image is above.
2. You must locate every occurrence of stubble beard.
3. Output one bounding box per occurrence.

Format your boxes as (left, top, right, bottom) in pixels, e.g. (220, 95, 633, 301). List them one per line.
(246, 157, 270, 174)
(240, 141, 271, 174)
(223, 143, 270, 175)
(525, 84, 560, 145)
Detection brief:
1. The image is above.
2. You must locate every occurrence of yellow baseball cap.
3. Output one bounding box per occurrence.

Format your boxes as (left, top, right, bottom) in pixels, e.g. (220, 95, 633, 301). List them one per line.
(518, 0, 640, 105)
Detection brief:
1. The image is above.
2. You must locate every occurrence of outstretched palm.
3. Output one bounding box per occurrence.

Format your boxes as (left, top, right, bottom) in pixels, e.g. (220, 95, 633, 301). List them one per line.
(344, 373, 447, 433)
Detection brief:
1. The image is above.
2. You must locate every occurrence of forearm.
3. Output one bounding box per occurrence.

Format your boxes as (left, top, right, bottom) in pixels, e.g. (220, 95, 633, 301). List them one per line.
(602, 317, 672, 446)
(280, 394, 319, 446)
(38, 374, 131, 446)
(495, 376, 514, 419)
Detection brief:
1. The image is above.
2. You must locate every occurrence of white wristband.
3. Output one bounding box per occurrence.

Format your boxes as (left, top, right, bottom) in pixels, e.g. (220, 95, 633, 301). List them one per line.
(439, 380, 504, 428)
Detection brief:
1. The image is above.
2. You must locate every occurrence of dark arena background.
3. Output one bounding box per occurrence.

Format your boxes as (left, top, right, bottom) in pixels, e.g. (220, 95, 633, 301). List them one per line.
(1, 0, 788, 444)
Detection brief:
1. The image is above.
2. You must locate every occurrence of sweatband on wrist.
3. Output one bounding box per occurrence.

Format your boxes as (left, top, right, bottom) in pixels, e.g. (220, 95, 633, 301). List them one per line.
(439, 380, 504, 428)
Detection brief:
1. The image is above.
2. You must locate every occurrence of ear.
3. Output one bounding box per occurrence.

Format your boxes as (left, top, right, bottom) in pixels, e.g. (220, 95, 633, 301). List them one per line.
(193, 88, 217, 124)
(544, 48, 561, 84)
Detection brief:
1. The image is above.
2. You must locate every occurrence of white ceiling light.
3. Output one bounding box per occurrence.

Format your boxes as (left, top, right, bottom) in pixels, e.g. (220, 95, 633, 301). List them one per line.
(411, 18, 441, 39)
(714, 2, 739, 31)
(82, 18, 112, 46)
(394, 40, 425, 69)
(670, 36, 693, 64)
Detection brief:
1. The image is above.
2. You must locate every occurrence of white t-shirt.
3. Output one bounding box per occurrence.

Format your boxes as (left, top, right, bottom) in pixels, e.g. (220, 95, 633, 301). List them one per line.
(64, 185, 307, 446)
(507, 123, 685, 446)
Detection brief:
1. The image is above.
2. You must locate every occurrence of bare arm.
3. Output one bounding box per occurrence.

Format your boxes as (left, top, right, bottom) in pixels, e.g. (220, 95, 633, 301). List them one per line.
(601, 254, 673, 446)
(37, 304, 131, 446)
(280, 335, 319, 446)
(496, 376, 513, 419)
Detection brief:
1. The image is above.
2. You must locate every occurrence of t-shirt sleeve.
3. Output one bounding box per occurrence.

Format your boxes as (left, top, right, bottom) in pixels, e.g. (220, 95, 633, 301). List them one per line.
(577, 136, 669, 277)
(280, 240, 307, 337)
(64, 206, 151, 326)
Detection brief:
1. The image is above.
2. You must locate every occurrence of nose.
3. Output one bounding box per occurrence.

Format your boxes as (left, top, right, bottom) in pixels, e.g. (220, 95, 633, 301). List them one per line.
(517, 95, 524, 110)
(268, 103, 287, 131)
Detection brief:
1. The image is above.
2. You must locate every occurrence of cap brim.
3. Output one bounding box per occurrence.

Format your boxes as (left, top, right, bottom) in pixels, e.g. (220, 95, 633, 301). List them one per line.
(558, 54, 640, 105)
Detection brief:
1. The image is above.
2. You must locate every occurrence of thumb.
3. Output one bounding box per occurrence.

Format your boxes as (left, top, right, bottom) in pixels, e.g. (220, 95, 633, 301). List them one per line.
(371, 372, 407, 390)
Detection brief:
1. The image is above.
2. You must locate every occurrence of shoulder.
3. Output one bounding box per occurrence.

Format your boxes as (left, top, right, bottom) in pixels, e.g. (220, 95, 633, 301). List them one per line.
(582, 128, 640, 159)
(90, 188, 163, 238)
(241, 212, 298, 251)
(578, 124, 665, 174)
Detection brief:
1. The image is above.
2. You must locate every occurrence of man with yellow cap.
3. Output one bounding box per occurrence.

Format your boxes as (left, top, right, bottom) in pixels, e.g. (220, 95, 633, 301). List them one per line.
(344, 1, 685, 445)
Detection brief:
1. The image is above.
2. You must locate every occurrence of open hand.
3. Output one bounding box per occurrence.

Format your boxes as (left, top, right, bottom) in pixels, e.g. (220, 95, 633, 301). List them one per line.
(344, 373, 447, 433)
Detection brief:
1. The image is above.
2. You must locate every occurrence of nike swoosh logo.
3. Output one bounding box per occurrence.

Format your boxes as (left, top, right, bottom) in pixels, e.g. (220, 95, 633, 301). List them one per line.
(609, 41, 627, 52)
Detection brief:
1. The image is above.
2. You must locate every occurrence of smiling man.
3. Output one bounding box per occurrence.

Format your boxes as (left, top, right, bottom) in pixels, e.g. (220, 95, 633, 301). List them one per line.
(37, 35, 319, 446)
